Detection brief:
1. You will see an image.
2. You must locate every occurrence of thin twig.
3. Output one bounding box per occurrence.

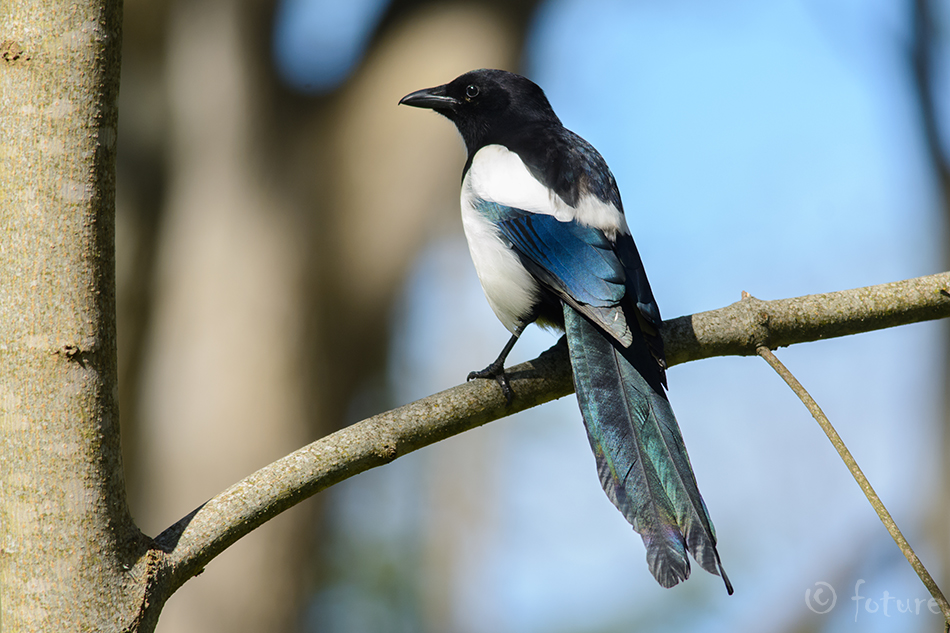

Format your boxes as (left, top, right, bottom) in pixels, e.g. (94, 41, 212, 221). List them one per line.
(757, 346, 950, 630)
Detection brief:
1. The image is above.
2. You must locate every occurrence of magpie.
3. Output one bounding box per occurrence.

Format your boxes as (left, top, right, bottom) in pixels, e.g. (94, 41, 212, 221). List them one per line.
(400, 69, 731, 593)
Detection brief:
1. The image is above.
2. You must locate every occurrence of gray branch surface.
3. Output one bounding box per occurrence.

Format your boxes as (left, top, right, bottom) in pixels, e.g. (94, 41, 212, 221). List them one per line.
(144, 270, 950, 612)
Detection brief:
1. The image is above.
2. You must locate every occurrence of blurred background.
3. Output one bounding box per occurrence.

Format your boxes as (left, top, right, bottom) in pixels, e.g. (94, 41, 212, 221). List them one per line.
(116, 1, 949, 631)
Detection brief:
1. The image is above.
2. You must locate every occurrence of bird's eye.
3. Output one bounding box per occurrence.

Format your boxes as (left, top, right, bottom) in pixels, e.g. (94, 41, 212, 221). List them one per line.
(465, 84, 479, 99)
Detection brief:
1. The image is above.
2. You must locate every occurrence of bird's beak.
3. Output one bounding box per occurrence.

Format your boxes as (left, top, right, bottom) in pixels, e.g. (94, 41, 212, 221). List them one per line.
(398, 84, 458, 110)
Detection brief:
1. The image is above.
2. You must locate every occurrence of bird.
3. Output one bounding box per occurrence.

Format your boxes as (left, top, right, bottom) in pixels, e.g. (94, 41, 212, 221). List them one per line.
(399, 69, 732, 594)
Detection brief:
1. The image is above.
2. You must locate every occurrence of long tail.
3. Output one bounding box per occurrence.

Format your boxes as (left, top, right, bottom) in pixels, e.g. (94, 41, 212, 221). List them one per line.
(563, 305, 732, 593)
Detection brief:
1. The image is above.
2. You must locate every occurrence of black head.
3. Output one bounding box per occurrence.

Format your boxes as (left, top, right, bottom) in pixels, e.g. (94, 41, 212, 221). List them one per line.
(399, 69, 561, 154)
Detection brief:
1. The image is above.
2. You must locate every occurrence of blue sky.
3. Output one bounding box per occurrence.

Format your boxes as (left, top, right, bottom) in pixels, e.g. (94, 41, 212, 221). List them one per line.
(278, 2, 948, 632)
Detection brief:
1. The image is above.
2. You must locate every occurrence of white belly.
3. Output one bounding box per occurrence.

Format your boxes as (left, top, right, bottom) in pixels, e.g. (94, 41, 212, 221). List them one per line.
(460, 175, 540, 334)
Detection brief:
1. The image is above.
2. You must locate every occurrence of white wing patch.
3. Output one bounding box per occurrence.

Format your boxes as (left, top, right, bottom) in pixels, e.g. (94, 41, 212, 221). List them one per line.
(466, 144, 631, 239)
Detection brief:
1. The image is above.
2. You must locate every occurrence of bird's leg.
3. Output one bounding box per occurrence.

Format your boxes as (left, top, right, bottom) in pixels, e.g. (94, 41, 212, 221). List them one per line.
(468, 332, 520, 404)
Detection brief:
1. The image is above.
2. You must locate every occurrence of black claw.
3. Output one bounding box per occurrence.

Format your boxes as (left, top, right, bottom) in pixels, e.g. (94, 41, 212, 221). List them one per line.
(494, 372, 514, 404)
(468, 332, 521, 405)
(467, 363, 515, 405)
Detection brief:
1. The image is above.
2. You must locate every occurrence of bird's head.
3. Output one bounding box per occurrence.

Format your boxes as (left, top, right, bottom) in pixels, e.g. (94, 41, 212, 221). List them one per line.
(399, 69, 560, 153)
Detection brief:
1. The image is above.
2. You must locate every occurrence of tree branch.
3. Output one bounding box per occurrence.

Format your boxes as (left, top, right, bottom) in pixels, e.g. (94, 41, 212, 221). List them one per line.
(143, 270, 950, 611)
(664, 271, 950, 365)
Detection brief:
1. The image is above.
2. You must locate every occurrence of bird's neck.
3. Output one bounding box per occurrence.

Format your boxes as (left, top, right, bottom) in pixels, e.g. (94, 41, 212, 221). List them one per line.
(462, 120, 560, 166)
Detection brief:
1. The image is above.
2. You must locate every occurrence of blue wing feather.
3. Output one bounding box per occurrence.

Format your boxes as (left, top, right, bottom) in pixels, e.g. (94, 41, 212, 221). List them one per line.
(474, 199, 633, 344)
(500, 213, 625, 307)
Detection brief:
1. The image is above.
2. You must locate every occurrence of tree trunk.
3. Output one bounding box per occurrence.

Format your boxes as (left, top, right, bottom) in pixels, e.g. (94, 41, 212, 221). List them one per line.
(0, 0, 151, 630)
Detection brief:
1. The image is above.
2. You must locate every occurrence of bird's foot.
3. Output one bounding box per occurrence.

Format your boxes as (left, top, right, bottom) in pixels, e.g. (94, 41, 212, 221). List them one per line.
(467, 362, 514, 405)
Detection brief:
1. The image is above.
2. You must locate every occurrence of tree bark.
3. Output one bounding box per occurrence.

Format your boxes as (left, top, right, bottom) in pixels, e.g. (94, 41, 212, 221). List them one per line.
(0, 0, 152, 630)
